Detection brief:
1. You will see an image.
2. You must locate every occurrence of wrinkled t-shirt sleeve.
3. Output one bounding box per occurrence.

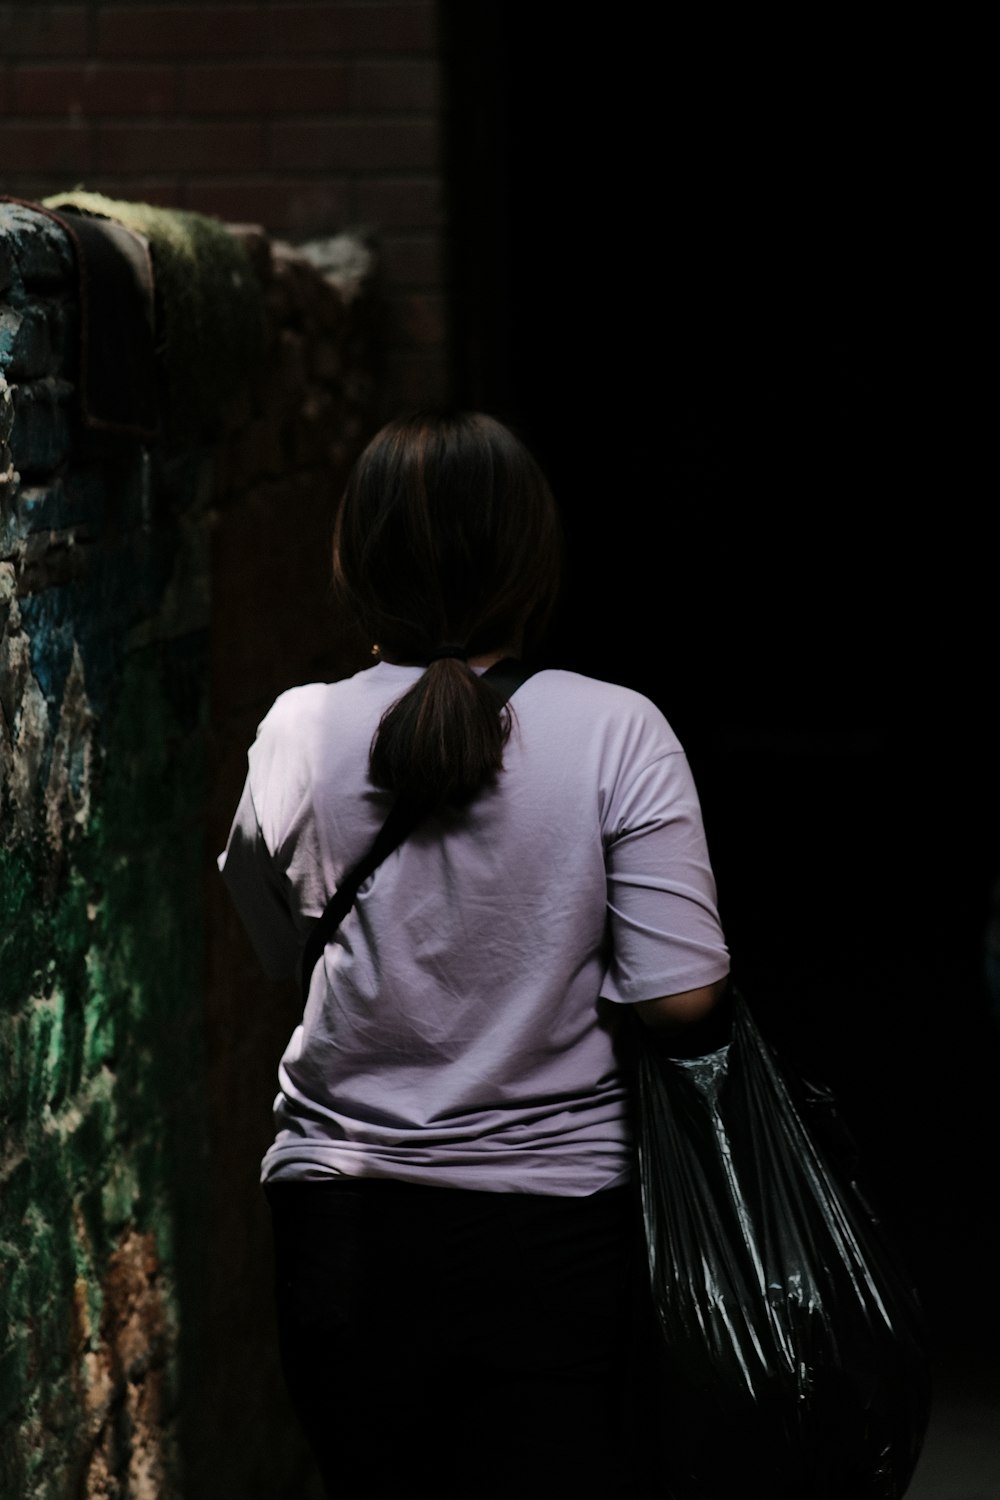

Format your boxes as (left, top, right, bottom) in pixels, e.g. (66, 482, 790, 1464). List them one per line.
(218, 774, 302, 979)
(602, 723, 729, 1004)
(217, 688, 325, 980)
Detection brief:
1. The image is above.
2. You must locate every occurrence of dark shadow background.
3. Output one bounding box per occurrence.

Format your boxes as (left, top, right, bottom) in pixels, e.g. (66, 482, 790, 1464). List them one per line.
(441, 4, 997, 1372)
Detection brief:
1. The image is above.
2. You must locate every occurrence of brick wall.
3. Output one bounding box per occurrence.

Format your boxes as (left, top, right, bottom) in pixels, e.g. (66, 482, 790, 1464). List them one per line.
(1, 197, 378, 1499)
(0, 1, 447, 412)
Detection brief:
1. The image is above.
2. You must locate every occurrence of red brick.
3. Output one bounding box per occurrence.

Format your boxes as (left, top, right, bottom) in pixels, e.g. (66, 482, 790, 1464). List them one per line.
(2, 123, 95, 174)
(0, 5, 88, 58)
(271, 118, 438, 172)
(0, 173, 82, 205)
(186, 177, 349, 235)
(97, 6, 270, 58)
(83, 177, 188, 211)
(355, 175, 443, 229)
(12, 65, 178, 116)
(308, 336, 344, 384)
(386, 291, 446, 347)
(97, 121, 266, 172)
(183, 62, 349, 115)
(225, 417, 285, 492)
(264, 5, 436, 55)
(384, 348, 449, 409)
(351, 59, 439, 112)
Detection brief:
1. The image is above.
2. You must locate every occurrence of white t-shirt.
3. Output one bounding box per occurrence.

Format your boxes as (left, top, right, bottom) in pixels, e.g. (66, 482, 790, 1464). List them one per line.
(219, 663, 729, 1194)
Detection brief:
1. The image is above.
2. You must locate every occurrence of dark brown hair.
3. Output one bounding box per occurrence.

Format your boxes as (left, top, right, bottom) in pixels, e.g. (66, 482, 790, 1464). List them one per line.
(333, 411, 561, 808)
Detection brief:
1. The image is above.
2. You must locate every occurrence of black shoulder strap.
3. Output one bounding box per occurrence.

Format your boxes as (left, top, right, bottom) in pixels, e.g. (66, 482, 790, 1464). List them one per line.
(299, 657, 535, 1002)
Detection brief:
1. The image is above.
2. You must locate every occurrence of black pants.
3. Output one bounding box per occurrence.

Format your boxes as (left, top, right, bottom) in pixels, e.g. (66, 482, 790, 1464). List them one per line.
(267, 1179, 662, 1499)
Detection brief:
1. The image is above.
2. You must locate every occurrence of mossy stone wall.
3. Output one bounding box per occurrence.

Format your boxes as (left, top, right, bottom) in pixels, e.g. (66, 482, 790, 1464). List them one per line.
(1, 198, 377, 1499)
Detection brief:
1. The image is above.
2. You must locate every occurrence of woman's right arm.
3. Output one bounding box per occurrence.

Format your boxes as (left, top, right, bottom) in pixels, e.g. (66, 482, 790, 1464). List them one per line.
(632, 977, 733, 1057)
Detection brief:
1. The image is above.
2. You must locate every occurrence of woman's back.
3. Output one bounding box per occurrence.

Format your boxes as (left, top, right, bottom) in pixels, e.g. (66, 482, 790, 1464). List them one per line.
(221, 662, 727, 1193)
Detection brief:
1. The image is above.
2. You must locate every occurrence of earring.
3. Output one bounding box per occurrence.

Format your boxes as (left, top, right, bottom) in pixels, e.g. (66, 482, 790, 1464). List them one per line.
(371, 643, 381, 657)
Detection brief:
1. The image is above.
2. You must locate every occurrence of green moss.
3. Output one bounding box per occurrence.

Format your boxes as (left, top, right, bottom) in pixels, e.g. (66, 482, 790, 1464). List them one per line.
(0, 1154, 32, 1237)
(0, 845, 46, 1012)
(0, 843, 33, 931)
(1, 634, 208, 1486)
(100, 1157, 141, 1237)
(0, 1340, 26, 1426)
(81, 962, 117, 1073)
(41, 190, 265, 441)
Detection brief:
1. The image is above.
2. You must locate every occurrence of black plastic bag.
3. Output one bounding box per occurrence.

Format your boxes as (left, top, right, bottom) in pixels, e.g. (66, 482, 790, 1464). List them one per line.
(636, 992, 931, 1499)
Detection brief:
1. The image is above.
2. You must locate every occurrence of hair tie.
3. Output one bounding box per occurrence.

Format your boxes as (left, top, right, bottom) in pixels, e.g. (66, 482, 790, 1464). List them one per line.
(426, 645, 468, 663)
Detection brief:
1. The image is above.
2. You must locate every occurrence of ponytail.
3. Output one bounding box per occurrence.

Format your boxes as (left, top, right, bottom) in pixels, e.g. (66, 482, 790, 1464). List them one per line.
(370, 658, 512, 809)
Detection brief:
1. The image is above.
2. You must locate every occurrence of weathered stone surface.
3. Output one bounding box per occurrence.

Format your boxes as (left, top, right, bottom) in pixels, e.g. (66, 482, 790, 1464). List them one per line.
(0, 307, 23, 370)
(0, 302, 57, 380)
(0, 371, 14, 444)
(299, 232, 377, 306)
(1, 196, 199, 1500)
(222, 222, 274, 284)
(9, 377, 74, 475)
(1, 201, 74, 286)
(1, 197, 379, 1499)
(14, 481, 71, 535)
(0, 231, 15, 297)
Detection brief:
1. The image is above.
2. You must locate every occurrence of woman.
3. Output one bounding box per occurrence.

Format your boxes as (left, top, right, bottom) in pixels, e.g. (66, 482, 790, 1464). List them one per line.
(219, 411, 730, 1498)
